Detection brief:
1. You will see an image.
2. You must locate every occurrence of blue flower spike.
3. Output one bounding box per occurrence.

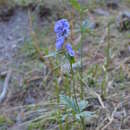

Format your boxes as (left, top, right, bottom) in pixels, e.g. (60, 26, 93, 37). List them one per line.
(54, 19, 70, 39)
(66, 43, 75, 57)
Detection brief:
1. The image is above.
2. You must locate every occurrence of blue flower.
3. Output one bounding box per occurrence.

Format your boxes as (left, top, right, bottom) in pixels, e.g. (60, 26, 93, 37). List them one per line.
(56, 37, 64, 50)
(54, 19, 70, 38)
(66, 43, 75, 57)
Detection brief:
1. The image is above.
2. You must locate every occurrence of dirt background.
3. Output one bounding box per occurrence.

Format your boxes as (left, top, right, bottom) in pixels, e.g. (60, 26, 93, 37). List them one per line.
(0, 0, 130, 130)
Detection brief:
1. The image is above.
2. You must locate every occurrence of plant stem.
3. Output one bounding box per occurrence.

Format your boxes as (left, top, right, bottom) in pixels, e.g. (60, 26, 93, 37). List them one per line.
(79, 12, 85, 100)
(106, 23, 111, 69)
(70, 62, 80, 113)
(101, 69, 107, 99)
(80, 117, 86, 130)
(80, 34, 85, 100)
(79, 11, 86, 130)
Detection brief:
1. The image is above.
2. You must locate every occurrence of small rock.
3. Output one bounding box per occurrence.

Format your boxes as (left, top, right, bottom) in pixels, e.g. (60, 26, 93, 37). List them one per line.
(119, 48, 130, 58)
(128, 45, 130, 52)
(93, 9, 109, 16)
(7, 35, 13, 41)
(0, 6, 14, 21)
(106, 0, 119, 9)
(24, 94, 35, 104)
(38, 5, 51, 19)
(121, 116, 130, 129)
(82, 19, 99, 30)
(12, 44, 17, 49)
(116, 11, 130, 31)
(17, 37, 25, 44)
(0, 71, 8, 77)
(114, 111, 125, 120)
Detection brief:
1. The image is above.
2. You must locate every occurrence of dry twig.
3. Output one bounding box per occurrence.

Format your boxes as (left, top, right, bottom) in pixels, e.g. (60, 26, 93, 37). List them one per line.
(0, 69, 12, 103)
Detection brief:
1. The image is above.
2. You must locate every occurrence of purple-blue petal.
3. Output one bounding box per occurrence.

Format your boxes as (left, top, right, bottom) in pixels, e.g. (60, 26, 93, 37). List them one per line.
(61, 19, 70, 28)
(54, 21, 62, 33)
(66, 43, 75, 57)
(54, 19, 70, 38)
(56, 37, 64, 50)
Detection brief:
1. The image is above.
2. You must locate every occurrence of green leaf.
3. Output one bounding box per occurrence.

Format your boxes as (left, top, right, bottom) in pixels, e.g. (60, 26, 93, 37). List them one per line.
(78, 100, 88, 111)
(69, 56, 75, 64)
(69, 0, 81, 11)
(44, 51, 58, 58)
(65, 53, 75, 64)
(61, 113, 73, 121)
(76, 111, 96, 120)
(60, 95, 89, 113)
(60, 95, 78, 112)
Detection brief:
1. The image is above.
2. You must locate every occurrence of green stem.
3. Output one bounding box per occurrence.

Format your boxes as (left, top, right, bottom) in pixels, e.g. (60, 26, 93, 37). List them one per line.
(106, 23, 111, 68)
(55, 78, 60, 103)
(78, 11, 86, 130)
(70, 62, 80, 113)
(80, 33, 84, 100)
(80, 117, 85, 130)
(101, 70, 107, 99)
(57, 111, 63, 130)
(79, 14, 85, 100)
(70, 62, 85, 130)
(55, 53, 60, 103)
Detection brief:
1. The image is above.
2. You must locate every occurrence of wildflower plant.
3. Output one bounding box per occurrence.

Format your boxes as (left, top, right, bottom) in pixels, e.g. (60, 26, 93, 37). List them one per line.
(53, 17, 96, 130)
(22, 1, 120, 130)
(54, 18, 83, 129)
(54, 19, 75, 59)
(53, 1, 97, 130)
(54, 18, 76, 96)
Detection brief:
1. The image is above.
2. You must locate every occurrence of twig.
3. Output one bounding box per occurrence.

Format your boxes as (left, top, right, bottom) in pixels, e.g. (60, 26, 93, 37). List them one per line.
(0, 69, 12, 103)
(101, 96, 130, 130)
(19, 110, 56, 127)
(101, 103, 120, 130)
(79, 78, 105, 109)
(28, 9, 45, 62)
(94, 92, 105, 109)
(0, 101, 57, 113)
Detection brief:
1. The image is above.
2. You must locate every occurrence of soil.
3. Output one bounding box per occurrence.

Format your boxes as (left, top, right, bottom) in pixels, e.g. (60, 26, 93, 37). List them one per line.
(0, 8, 30, 62)
(0, 1, 130, 130)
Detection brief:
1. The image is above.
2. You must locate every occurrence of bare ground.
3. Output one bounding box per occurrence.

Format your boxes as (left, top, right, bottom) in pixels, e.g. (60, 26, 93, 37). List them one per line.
(0, 1, 130, 130)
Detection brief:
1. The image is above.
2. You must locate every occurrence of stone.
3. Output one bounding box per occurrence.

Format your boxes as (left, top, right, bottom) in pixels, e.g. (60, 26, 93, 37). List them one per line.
(24, 94, 35, 104)
(116, 11, 130, 31)
(106, 0, 119, 9)
(0, 6, 14, 21)
(38, 5, 51, 19)
(82, 19, 99, 30)
(93, 8, 109, 16)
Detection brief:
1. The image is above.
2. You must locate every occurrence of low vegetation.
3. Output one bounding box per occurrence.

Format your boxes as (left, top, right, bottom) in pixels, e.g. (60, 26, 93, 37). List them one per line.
(0, 0, 130, 130)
